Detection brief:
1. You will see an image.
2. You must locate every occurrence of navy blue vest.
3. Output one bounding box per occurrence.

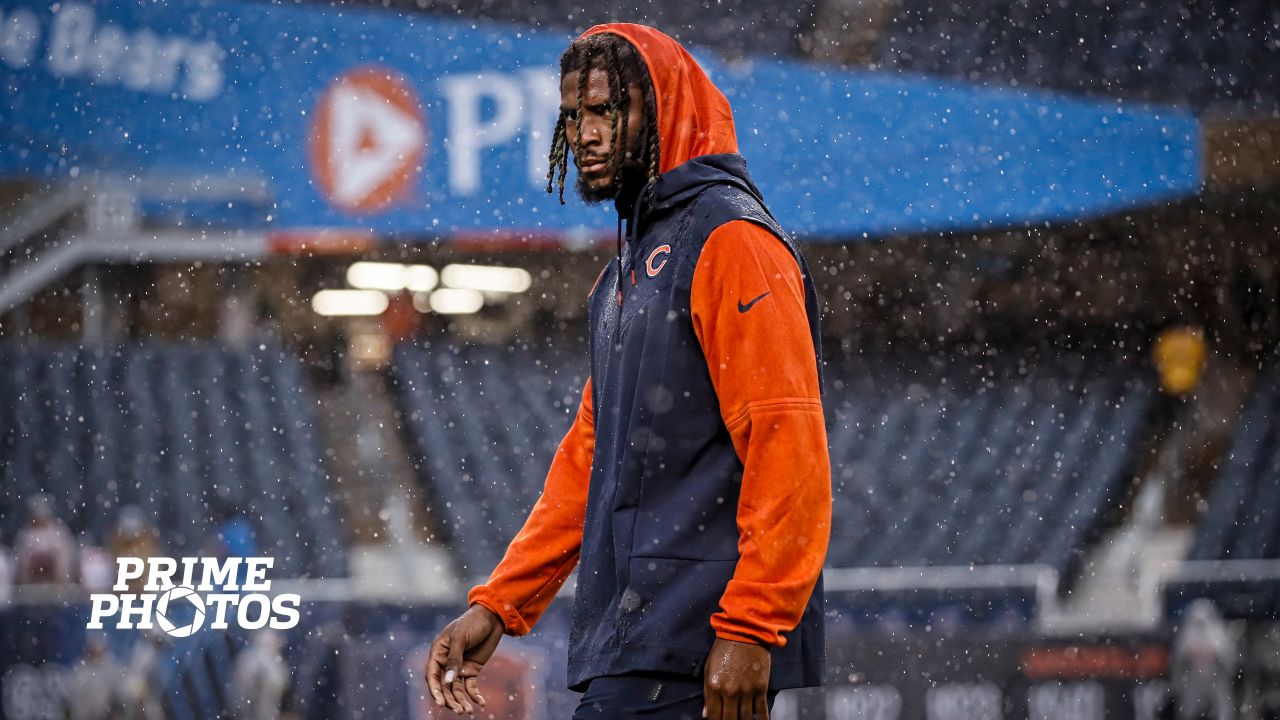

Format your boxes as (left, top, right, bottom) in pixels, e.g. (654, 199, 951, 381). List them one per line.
(567, 153, 826, 692)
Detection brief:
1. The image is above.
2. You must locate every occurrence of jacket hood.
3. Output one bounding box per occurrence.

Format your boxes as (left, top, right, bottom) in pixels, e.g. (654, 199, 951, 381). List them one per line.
(648, 153, 765, 216)
(579, 23, 738, 175)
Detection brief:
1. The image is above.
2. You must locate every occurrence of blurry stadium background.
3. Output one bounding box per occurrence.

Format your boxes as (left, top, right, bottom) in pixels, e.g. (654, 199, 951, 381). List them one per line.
(1, 0, 1279, 718)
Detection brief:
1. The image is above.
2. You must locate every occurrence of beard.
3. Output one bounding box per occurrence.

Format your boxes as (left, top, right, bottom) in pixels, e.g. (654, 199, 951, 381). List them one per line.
(575, 158, 647, 205)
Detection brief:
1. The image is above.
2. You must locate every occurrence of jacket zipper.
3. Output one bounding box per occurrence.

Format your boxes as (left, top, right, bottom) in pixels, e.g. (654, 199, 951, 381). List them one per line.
(613, 183, 651, 344)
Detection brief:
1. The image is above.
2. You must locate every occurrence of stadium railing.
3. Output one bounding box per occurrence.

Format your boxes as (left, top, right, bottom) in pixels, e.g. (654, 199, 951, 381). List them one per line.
(1162, 558, 1280, 621)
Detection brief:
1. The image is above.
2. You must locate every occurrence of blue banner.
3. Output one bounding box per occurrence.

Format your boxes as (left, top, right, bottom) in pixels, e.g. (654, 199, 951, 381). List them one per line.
(0, 0, 1201, 238)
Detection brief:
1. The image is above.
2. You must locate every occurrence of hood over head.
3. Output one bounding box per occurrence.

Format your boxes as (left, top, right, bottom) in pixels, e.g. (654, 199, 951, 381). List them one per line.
(573, 24, 765, 281)
(578, 23, 738, 175)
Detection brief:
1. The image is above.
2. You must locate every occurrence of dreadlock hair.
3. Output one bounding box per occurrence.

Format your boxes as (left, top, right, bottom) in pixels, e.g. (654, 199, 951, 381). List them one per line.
(547, 33, 661, 205)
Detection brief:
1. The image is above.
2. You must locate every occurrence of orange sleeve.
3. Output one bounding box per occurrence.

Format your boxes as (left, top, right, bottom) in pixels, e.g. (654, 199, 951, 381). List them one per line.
(466, 377, 594, 636)
(691, 220, 832, 648)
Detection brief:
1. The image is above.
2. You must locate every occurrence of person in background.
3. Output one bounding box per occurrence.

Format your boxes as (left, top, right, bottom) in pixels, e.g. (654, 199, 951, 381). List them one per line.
(78, 533, 116, 593)
(1250, 624, 1280, 720)
(121, 630, 167, 720)
(1171, 600, 1238, 720)
(15, 494, 76, 585)
(1146, 324, 1248, 525)
(204, 502, 259, 589)
(107, 506, 159, 594)
(230, 629, 290, 720)
(0, 544, 13, 603)
(210, 507, 258, 559)
(67, 633, 125, 720)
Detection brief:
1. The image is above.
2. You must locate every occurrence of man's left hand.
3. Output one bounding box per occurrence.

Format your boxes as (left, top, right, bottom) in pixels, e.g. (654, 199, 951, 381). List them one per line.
(702, 637, 771, 720)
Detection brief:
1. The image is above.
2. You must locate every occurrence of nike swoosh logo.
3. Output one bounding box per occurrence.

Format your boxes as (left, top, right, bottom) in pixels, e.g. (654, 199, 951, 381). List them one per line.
(737, 291, 771, 313)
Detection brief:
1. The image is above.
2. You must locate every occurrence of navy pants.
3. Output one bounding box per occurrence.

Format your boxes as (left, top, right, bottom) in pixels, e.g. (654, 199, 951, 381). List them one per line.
(572, 671, 780, 719)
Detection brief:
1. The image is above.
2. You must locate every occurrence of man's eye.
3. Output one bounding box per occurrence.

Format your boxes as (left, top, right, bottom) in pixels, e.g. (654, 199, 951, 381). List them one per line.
(561, 110, 578, 122)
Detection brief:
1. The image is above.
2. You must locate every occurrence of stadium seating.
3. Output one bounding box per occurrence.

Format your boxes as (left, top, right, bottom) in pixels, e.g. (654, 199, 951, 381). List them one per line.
(875, 0, 1280, 114)
(1188, 364, 1280, 562)
(390, 342, 1156, 584)
(357, 0, 818, 60)
(0, 341, 346, 578)
(1168, 363, 1280, 621)
(390, 341, 586, 577)
(824, 351, 1154, 575)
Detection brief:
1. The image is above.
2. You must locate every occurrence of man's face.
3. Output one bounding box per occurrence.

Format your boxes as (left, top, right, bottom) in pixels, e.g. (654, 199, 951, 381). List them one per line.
(560, 67, 646, 203)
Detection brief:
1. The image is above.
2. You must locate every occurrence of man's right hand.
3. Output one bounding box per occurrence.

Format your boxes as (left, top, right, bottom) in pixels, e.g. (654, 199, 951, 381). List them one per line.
(425, 603, 505, 715)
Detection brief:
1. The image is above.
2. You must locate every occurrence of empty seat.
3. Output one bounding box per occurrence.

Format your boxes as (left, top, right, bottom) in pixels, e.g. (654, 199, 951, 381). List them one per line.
(1190, 361, 1280, 561)
(390, 341, 1155, 581)
(0, 341, 346, 578)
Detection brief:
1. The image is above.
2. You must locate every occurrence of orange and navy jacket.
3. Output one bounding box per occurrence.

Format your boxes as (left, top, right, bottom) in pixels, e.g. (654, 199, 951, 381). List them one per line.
(468, 23, 831, 691)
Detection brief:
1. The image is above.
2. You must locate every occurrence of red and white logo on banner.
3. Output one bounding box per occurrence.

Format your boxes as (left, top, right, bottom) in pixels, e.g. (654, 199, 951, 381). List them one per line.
(308, 66, 426, 213)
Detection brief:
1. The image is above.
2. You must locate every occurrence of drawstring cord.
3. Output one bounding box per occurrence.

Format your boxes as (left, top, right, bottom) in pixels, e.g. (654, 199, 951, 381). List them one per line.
(615, 178, 656, 314)
(615, 215, 624, 306)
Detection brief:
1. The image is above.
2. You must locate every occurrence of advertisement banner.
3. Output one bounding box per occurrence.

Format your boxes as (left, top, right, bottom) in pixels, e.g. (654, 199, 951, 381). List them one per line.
(0, 596, 1174, 720)
(0, 0, 1199, 238)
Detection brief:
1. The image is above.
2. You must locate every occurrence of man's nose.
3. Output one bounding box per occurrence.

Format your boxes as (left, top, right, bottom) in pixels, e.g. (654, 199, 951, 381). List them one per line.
(578, 117, 604, 147)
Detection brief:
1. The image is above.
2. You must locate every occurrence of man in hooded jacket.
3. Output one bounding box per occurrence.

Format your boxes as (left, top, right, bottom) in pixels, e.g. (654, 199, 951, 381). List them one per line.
(426, 23, 832, 720)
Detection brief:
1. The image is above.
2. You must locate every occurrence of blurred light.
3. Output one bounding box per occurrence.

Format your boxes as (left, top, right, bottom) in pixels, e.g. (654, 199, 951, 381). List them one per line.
(350, 333, 391, 364)
(428, 288, 485, 314)
(411, 292, 431, 313)
(404, 264, 439, 292)
(1153, 325, 1207, 396)
(441, 263, 532, 293)
(312, 289, 389, 316)
(346, 262, 406, 291)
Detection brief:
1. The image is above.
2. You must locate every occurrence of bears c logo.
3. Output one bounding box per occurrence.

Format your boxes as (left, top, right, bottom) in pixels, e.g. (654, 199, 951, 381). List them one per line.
(645, 245, 671, 278)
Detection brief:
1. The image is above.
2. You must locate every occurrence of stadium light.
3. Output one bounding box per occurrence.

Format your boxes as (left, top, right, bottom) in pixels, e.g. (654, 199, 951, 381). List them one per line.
(440, 263, 532, 293)
(405, 264, 439, 292)
(346, 261, 439, 293)
(427, 288, 485, 315)
(346, 261, 407, 291)
(311, 289, 389, 316)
